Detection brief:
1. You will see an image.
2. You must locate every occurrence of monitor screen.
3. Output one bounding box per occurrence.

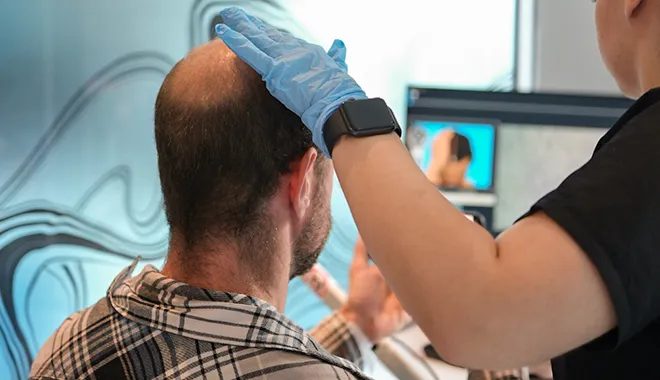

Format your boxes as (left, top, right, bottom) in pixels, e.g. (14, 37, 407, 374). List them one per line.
(407, 119, 496, 192)
(406, 119, 496, 191)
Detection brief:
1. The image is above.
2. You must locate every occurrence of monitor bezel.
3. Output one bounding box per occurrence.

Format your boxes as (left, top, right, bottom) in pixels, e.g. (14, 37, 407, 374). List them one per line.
(406, 87, 633, 129)
(406, 87, 633, 196)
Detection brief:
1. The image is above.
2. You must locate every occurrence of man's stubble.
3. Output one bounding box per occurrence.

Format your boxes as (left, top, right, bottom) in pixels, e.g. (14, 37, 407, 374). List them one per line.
(289, 176, 332, 279)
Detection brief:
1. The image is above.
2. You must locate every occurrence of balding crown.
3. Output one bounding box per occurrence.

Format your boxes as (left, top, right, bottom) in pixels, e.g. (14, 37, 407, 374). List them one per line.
(153, 36, 315, 251)
(160, 39, 258, 109)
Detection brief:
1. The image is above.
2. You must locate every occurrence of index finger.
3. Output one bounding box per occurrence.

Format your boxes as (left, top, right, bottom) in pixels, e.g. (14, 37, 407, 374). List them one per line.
(245, 14, 290, 43)
(220, 8, 283, 55)
(216, 24, 274, 75)
(351, 235, 370, 273)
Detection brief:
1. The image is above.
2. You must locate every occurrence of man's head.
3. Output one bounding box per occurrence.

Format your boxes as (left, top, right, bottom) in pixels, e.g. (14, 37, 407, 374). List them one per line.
(595, 0, 660, 97)
(155, 40, 333, 282)
(441, 133, 472, 187)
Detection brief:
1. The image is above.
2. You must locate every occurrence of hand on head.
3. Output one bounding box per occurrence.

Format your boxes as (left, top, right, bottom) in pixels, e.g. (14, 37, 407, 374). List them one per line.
(215, 6, 367, 156)
(340, 236, 410, 344)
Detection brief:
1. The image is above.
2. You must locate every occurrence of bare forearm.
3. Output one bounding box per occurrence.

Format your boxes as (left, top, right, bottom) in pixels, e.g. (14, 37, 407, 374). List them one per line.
(331, 134, 616, 369)
(332, 134, 498, 354)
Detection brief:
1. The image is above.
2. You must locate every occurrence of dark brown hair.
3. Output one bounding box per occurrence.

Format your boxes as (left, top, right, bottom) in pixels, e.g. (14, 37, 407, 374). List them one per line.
(154, 50, 322, 250)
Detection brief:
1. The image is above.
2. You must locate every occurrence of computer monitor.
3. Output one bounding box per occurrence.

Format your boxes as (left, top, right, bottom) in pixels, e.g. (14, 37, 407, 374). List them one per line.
(406, 87, 633, 231)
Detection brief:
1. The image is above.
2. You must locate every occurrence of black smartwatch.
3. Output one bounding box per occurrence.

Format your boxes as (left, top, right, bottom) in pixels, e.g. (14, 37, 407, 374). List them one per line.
(323, 98, 402, 156)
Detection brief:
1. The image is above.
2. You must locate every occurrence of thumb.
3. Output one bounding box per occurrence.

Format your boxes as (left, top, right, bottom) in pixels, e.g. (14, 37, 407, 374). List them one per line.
(327, 39, 348, 72)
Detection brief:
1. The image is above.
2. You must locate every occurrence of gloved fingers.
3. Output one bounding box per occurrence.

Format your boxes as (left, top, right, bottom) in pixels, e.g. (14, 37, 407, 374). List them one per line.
(327, 39, 348, 72)
(244, 12, 269, 31)
(216, 24, 274, 74)
(245, 13, 289, 43)
(220, 7, 283, 56)
(220, 8, 276, 47)
(327, 39, 346, 62)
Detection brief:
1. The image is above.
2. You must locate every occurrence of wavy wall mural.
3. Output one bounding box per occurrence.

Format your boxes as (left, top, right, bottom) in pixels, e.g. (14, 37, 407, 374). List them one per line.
(0, 1, 516, 378)
(0, 2, 356, 378)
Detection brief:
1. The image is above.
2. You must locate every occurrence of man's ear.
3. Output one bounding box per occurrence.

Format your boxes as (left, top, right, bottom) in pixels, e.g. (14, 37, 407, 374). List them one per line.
(625, 0, 643, 18)
(289, 148, 319, 220)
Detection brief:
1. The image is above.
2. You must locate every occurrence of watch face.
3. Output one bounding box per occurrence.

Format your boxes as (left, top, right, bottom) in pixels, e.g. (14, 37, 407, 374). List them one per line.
(343, 99, 396, 134)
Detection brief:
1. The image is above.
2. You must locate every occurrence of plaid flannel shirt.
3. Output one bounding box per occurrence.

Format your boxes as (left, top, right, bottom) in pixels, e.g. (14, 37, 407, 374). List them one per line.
(30, 260, 373, 380)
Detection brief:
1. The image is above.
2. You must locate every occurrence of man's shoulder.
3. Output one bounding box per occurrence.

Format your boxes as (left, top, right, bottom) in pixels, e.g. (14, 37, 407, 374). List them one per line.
(30, 349, 367, 380)
(29, 297, 122, 378)
(32, 331, 369, 380)
(30, 297, 370, 380)
(224, 347, 370, 380)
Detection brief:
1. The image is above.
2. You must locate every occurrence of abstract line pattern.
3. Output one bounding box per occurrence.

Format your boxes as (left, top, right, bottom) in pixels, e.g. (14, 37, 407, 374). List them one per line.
(0, 52, 174, 378)
(0, 3, 353, 379)
(0, 2, 515, 379)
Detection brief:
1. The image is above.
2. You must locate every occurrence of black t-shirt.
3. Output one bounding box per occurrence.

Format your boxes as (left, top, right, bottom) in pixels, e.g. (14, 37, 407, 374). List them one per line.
(521, 88, 660, 379)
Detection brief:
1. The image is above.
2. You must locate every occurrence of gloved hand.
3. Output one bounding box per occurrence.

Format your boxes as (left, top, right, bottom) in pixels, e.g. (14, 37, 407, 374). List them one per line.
(215, 7, 367, 156)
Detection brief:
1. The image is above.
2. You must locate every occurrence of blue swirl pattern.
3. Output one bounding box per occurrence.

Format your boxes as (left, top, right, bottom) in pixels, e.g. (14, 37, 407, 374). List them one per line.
(0, 2, 358, 378)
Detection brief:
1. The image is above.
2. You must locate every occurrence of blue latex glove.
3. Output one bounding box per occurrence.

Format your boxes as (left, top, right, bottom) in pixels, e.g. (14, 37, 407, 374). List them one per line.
(215, 7, 367, 156)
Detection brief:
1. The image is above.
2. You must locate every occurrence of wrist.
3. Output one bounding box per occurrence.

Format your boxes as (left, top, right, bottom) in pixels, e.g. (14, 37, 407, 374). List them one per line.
(332, 132, 401, 161)
(312, 94, 368, 157)
(321, 98, 401, 158)
(339, 305, 378, 344)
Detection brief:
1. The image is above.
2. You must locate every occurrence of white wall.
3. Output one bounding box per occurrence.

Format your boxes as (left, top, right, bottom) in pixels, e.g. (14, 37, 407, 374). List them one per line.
(532, 0, 620, 94)
(494, 0, 623, 229)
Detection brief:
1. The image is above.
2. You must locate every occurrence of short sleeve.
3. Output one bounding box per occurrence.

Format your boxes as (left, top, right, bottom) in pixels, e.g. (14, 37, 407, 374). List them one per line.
(519, 112, 660, 348)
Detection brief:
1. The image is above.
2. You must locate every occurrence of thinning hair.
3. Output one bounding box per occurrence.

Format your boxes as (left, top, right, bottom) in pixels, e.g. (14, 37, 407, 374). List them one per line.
(154, 40, 324, 256)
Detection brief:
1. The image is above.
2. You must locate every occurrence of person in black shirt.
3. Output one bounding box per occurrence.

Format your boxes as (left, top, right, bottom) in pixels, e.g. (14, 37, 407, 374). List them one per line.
(214, 2, 660, 379)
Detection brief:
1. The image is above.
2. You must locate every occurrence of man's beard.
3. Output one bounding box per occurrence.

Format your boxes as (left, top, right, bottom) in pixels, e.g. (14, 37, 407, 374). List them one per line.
(288, 180, 332, 279)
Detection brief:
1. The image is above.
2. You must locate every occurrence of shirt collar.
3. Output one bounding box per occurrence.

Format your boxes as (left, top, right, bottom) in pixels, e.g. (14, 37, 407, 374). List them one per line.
(596, 87, 660, 151)
(108, 260, 321, 354)
(107, 260, 366, 377)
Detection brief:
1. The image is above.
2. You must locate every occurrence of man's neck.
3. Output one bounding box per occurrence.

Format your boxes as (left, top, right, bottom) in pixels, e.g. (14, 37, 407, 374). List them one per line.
(160, 236, 292, 310)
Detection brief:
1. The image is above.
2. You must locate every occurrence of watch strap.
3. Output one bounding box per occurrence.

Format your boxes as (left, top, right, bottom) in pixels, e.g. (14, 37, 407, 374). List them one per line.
(323, 99, 402, 157)
(323, 105, 349, 157)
